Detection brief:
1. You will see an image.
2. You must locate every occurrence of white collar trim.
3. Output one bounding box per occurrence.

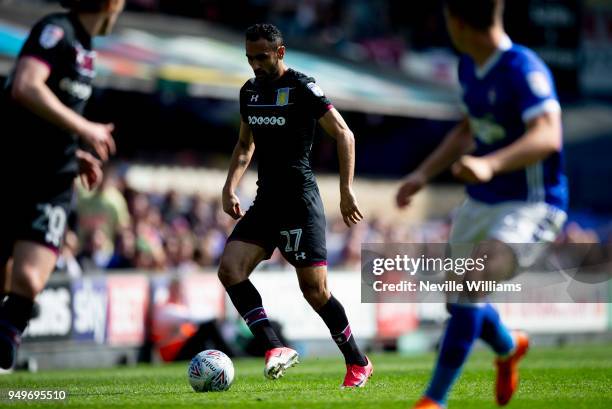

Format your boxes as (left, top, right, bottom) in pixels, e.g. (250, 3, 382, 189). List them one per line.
(474, 35, 512, 79)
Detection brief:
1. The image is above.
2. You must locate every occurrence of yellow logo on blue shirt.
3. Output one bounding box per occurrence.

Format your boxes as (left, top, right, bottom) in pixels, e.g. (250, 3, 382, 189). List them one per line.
(470, 115, 506, 145)
(276, 87, 290, 106)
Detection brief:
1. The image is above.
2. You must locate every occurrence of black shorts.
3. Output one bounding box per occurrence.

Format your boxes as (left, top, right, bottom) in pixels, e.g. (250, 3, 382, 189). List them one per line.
(228, 188, 327, 268)
(0, 178, 75, 262)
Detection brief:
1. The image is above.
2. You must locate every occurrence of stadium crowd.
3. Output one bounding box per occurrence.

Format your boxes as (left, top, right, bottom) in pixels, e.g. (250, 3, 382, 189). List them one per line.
(32, 0, 435, 50)
(124, 0, 445, 68)
(59, 165, 451, 276)
(55, 164, 609, 277)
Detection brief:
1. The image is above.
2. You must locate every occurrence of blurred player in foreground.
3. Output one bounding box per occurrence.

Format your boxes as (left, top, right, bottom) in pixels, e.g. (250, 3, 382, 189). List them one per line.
(396, 0, 567, 407)
(0, 0, 123, 369)
(218, 24, 373, 387)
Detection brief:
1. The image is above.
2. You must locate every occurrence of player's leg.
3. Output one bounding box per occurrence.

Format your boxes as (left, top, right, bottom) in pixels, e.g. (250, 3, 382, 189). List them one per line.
(481, 203, 564, 405)
(419, 240, 517, 408)
(219, 240, 300, 379)
(283, 188, 371, 386)
(415, 199, 493, 408)
(0, 256, 11, 303)
(296, 265, 372, 387)
(416, 302, 484, 408)
(466, 240, 527, 407)
(0, 214, 16, 304)
(0, 241, 58, 369)
(0, 186, 71, 370)
(421, 297, 518, 409)
(218, 240, 284, 351)
(222, 198, 302, 379)
(467, 240, 517, 358)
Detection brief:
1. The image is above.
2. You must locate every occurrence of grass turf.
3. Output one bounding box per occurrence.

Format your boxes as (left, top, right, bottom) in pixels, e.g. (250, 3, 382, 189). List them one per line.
(1, 344, 610, 408)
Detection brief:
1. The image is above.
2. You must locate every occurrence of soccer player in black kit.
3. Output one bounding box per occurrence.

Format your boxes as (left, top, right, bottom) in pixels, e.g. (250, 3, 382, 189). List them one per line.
(0, 0, 123, 369)
(218, 24, 374, 387)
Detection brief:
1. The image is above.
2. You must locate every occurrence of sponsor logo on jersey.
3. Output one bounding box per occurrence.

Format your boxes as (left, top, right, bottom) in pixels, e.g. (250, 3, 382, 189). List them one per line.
(469, 115, 506, 145)
(59, 77, 92, 100)
(276, 87, 290, 106)
(39, 24, 64, 49)
(306, 82, 324, 97)
(248, 116, 286, 126)
(250, 94, 259, 102)
(527, 71, 551, 98)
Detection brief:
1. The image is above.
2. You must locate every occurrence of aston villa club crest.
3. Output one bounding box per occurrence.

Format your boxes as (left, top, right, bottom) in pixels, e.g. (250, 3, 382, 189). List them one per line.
(276, 87, 290, 106)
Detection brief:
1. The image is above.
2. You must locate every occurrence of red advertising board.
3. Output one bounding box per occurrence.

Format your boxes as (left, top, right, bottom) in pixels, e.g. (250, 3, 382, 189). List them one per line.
(106, 275, 150, 346)
(182, 273, 225, 321)
(376, 303, 418, 339)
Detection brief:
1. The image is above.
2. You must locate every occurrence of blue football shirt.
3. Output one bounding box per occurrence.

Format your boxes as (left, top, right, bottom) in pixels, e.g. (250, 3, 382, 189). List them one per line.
(458, 36, 568, 210)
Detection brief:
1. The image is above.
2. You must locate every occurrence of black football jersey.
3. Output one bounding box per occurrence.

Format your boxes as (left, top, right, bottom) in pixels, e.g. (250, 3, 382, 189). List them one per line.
(2, 12, 96, 180)
(239, 68, 332, 194)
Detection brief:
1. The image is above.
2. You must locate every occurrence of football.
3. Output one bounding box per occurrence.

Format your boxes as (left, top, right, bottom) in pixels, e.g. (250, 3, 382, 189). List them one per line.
(187, 350, 235, 392)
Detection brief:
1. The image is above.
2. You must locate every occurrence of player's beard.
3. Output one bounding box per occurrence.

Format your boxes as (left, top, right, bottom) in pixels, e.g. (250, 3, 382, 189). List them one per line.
(256, 65, 281, 83)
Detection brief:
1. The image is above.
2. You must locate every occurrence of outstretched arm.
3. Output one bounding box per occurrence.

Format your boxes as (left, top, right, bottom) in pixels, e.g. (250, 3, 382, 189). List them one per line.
(222, 120, 255, 219)
(318, 108, 363, 227)
(396, 117, 473, 207)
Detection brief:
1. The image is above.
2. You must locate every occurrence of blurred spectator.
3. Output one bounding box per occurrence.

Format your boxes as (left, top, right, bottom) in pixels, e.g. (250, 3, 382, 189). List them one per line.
(107, 229, 137, 269)
(130, 192, 151, 222)
(161, 189, 185, 225)
(186, 193, 214, 236)
(78, 227, 115, 271)
(133, 219, 167, 270)
(77, 167, 131, 255)
(176, 234, 198, 272)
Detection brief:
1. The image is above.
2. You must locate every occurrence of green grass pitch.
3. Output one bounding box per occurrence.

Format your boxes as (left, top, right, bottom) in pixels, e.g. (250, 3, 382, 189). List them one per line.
(1, 344, 610, 408)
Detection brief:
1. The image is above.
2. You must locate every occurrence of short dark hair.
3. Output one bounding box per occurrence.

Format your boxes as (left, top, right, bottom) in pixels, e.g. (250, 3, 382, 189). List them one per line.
(245, 24, 284, 47)
(444, 0, 504, 31)
(60, 0, 108, 12)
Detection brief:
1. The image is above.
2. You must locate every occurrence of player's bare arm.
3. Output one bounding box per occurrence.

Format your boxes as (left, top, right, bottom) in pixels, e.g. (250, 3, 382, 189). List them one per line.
(452, 111, 562, 184)
(396, 117, 473, 207)
(11, 57, 115, 160)
(222, 120, 255, 219)
(318, 108, 363, 227)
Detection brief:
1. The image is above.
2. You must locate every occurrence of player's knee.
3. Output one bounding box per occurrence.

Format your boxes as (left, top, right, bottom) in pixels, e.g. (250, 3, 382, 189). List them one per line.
(299, 280, 328, 308)
(217, 260, 246, 288)
(472, 240, 517, 281)
(11, 264, 45, 298)
(217, 263, 234, 286)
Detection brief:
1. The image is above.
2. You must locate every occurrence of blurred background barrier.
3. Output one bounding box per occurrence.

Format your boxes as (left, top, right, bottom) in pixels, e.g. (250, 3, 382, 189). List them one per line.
(18, 271, 611, 369)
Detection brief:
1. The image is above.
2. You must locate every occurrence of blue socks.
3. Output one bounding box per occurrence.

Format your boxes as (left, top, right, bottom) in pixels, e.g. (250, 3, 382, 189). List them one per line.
(480, 303, 515, 356)
(425, 304, 483, 404)
(425, 303, 514, 405)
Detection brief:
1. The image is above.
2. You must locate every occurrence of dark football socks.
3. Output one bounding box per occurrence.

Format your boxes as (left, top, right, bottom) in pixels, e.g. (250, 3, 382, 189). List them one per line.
(317, 295, 367, 366)
(225, 279, 283, 350)
(0, 292, 34, 333)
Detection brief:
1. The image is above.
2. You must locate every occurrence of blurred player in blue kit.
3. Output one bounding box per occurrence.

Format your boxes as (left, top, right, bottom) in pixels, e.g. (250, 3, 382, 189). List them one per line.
(396, 0, 568, 407)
